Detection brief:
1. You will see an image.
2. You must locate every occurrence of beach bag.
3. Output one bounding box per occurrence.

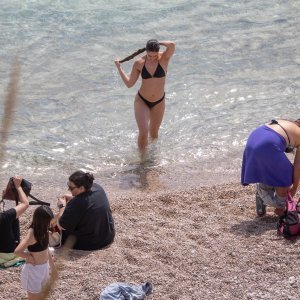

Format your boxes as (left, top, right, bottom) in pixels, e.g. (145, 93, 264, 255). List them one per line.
(2, 177, 50, 206)
(277, 194, 300, 240)
(2, 178, 32, 203)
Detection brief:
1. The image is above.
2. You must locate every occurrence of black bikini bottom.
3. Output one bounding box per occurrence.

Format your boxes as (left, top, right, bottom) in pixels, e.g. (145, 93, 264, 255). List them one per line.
(138, 91, 165, 109)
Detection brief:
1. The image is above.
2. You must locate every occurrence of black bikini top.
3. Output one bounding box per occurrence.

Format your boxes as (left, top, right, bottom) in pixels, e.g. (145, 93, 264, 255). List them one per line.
(28, 242, 48, 252)
(270, 119, 294, 153)
(141, 61, 166, 79)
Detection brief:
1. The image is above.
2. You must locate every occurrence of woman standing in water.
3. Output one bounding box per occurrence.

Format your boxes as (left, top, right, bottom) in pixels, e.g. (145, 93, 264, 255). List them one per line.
(114, 39, 175, 153)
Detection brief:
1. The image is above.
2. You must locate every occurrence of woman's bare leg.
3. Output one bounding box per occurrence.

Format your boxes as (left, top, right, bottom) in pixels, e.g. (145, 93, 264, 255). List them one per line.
(134, 95, 150, 152)
(149, 99, 165, 140)
(275, 187, 290, 197)
(274, 186, 290, 215)
(257, 184, 289, 216)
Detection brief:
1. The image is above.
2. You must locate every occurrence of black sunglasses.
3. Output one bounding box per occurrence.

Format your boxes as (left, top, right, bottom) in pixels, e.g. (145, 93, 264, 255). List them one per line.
(67, 184, 77, 191)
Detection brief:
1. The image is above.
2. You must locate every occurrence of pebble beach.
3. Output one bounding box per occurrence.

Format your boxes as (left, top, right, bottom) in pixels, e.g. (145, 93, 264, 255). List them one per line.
(2, 171, 300, 300)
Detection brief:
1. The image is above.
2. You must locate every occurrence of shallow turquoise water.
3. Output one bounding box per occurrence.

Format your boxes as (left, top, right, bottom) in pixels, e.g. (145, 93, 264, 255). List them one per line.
(0, 0, 299, 189)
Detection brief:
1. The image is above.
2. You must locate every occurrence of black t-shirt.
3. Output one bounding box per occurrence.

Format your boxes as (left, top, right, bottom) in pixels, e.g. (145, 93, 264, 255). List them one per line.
(0, 208, 18, 253)
(59, 183, 115, 250)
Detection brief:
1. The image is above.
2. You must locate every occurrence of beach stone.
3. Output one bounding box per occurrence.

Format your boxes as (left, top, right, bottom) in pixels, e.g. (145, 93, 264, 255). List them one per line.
(288, 276, 296, 285)
(247, 269, 256, 274)
(246, 292, 256, 299)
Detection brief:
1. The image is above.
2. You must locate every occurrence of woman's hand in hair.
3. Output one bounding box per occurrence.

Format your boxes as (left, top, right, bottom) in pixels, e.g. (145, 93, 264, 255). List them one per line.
(114, 59, 121, 68)
(160, 41, 175, 60)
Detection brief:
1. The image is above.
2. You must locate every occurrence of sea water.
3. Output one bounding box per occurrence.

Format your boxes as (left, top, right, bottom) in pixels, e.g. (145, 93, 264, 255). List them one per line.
(0, 0, 299, 191)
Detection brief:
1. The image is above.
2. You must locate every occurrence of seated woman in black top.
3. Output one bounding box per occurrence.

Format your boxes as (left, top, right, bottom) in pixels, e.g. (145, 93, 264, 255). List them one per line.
(57, 171, 115, 251)
(0, 176, 29, 254)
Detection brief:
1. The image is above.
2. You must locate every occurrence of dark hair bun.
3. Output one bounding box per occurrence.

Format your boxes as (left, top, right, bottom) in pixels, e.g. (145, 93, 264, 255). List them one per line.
(86, 172, 95, 182)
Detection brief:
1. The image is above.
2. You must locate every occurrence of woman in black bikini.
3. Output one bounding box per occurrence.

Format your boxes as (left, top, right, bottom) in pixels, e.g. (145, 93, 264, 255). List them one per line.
(115, 39, 175, 153)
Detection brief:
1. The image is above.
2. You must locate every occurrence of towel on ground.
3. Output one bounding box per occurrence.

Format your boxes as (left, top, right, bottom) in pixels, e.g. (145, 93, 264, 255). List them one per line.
(99, 282, 152, 300)
(0, 252, 25, 268)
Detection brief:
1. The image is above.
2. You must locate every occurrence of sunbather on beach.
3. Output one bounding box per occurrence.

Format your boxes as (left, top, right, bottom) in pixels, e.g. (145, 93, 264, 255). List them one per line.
(56, 171, 115, 250)
(241, 119, 300, 216)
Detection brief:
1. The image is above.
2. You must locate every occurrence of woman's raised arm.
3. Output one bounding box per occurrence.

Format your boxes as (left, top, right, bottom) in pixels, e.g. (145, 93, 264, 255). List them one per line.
(160, 41, 175, 60)
(114, 60, 140, 88)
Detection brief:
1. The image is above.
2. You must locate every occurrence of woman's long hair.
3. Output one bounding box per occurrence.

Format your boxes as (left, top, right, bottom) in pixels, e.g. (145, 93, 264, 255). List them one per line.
(30, 205, 54, 249)
(69, 170, 94, 191)
(119, 39, 160, 63)
(120, 47, 146, 63)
